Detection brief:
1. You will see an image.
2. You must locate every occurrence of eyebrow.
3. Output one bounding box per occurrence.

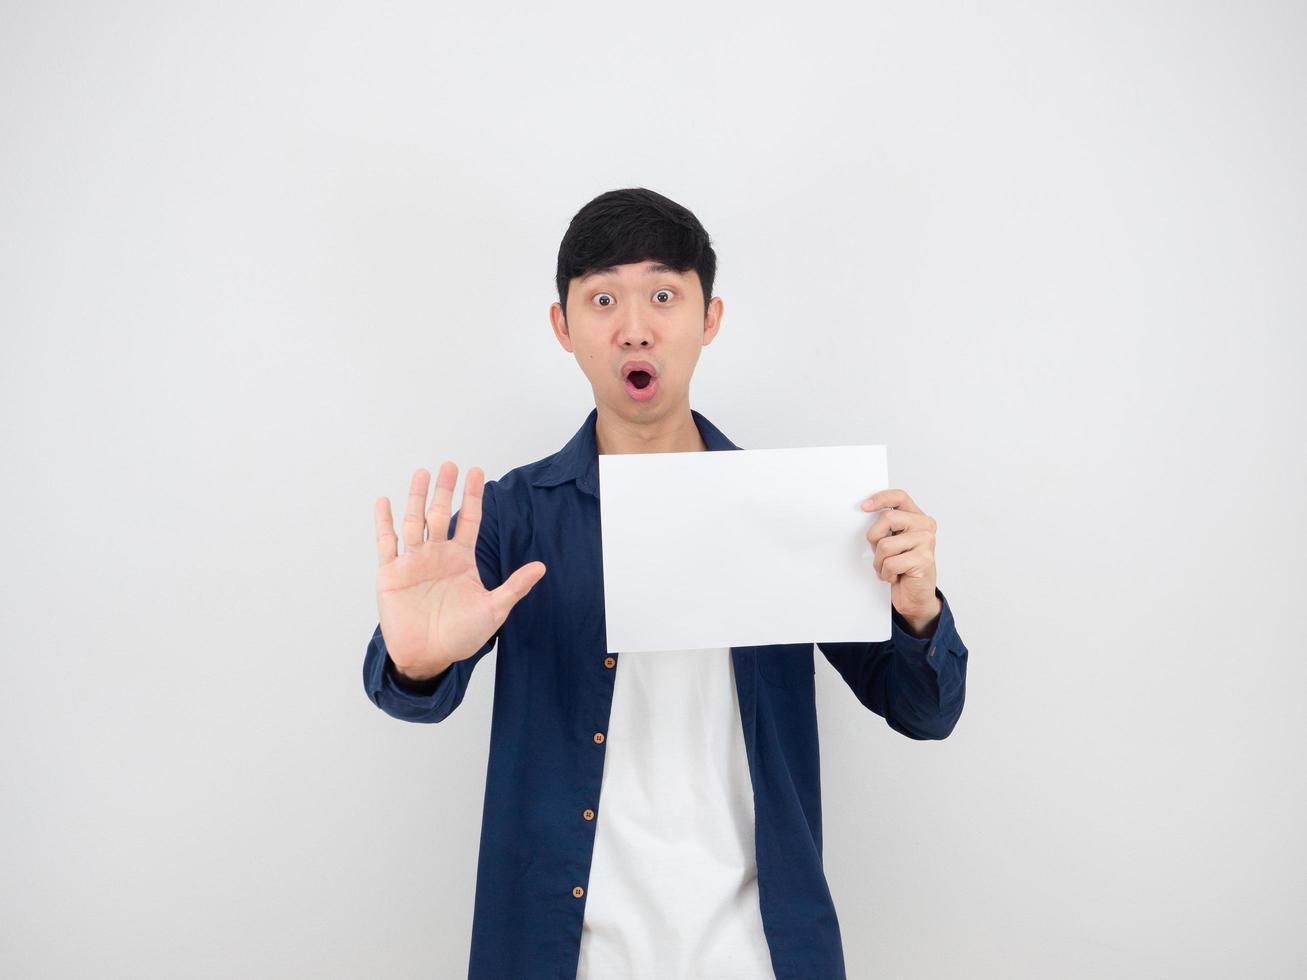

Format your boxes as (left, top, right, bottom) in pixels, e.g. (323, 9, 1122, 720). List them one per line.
(578, 262, 683, 283)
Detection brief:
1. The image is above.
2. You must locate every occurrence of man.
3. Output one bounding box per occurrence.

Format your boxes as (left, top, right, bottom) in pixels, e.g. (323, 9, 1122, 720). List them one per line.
(364, 187, 969, 979)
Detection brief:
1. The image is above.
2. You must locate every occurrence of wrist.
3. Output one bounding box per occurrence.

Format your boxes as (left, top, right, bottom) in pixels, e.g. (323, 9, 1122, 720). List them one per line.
(389, 655, 452, 690)
(901, 597, 942, 638)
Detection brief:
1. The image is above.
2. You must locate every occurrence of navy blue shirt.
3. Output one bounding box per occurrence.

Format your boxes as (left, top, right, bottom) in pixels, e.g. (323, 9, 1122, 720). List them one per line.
(363, 407, 969, 979)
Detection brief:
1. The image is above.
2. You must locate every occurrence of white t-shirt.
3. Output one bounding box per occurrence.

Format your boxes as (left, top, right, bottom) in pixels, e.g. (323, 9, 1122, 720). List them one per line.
(575, 647, 777, 980)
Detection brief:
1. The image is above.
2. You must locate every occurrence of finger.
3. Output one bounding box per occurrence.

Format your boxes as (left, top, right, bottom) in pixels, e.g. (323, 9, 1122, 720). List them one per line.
(375, 497, 398, 566)
(488, 561, 547, 624)
(872, 529, 931, 575)
(425, 461, 457, 544)
(882, 550, 930, 582)
(451, 466, 485, 548)
(861, 488, 923, 514)
(873, 532, 924, 577)
(866, 508, 930, 546)
(402, 468, 434, 552)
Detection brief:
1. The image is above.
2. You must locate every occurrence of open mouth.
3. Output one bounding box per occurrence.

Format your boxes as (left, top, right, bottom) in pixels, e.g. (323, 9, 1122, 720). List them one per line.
(621, 362, 659, 402)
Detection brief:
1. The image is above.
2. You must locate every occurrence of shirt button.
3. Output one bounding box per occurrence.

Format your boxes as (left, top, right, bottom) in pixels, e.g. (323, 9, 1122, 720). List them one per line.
(603, 656, 616, 668)
(583, 808, 595, 821)
(593, 732, 605, 744)
(573, 886, 585, 898)
(929, 646, 937, 657)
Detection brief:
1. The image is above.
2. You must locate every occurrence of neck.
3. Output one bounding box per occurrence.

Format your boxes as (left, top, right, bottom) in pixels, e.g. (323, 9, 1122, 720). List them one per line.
(594, 402, 708, 456)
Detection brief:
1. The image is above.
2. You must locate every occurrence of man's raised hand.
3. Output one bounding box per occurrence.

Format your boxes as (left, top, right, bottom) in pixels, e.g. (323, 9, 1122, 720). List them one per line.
(374, 462, 546, 683)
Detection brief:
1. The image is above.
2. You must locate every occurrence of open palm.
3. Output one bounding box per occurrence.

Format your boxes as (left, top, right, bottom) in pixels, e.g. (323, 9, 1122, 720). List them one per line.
(374, 462, 546, 682)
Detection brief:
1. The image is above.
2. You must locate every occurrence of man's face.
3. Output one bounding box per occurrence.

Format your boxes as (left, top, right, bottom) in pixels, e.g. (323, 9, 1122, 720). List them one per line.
(549, 260, 723, 419)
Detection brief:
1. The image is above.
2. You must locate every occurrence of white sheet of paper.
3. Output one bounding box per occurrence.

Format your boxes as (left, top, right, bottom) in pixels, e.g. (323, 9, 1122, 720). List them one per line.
(598, 444, 890, 653)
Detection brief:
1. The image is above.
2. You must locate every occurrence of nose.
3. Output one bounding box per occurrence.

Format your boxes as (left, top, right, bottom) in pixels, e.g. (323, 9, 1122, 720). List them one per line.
(616, 305, 654, 349)
(619, 321, 652, 349)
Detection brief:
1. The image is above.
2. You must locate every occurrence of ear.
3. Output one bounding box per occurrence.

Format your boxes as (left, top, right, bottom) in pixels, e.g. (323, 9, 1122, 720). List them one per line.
(702, 295, 724, 346)
(549, 302, 574, 353)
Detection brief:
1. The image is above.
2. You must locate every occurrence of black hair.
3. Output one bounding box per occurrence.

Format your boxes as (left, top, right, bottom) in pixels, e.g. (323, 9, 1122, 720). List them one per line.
(555, 187, 717, 317)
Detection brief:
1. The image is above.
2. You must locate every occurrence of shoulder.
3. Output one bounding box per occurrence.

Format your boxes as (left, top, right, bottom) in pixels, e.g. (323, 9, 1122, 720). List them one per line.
(482, 449, 561, 518)
(492, 451, 554, 495)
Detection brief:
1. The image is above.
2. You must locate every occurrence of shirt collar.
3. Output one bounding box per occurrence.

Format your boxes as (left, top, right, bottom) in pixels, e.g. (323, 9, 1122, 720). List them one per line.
(529, 406, 741, 499)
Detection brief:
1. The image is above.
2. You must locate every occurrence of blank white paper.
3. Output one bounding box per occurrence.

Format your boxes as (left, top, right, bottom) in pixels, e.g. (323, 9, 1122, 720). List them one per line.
(598, 443, 891, 653)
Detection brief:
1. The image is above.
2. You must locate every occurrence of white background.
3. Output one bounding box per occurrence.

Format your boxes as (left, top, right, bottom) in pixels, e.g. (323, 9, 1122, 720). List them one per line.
(2, 2, 1304, 977)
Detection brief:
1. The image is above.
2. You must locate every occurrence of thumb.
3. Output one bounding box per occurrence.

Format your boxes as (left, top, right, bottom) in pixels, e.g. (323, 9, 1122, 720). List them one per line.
(488, 561, 547, 624)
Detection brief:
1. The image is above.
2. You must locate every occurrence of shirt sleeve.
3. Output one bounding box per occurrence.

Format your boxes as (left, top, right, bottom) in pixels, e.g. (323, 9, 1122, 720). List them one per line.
(817, 586, 968, 740)
(361, 478, 504, 724)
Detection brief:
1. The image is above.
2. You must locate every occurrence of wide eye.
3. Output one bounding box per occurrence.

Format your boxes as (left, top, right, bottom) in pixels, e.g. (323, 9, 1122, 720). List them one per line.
(654, 289, 673, 304)
(594, 293, 614, 307)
